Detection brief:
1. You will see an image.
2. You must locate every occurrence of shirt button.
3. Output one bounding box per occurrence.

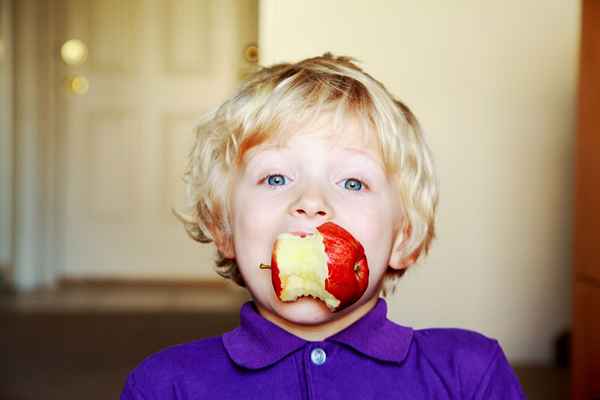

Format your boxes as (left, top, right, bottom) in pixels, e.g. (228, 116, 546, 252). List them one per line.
(310, 347, 327, 365)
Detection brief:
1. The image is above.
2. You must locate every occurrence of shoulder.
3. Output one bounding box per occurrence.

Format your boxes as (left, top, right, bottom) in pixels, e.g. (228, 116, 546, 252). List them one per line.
(413, 327, 500, 367)
(412, 327, 508, 398)
(122, 335, 227, 397)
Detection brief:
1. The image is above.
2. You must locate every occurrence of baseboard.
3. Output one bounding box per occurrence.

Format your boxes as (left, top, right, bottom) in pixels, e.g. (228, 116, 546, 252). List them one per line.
(57, 276, 237, 291)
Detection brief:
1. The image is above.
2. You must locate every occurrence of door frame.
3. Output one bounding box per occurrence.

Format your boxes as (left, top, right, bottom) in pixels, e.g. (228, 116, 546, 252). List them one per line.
(5, 0, 60, 291)
(0, 0, 15, 289)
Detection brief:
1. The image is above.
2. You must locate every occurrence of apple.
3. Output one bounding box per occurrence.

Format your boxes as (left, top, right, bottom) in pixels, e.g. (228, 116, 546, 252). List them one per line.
(259, 221, 369, 312)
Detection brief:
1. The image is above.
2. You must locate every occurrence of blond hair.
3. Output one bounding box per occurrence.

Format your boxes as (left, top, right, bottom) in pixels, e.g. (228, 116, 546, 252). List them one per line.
(173, 53, 439, 297)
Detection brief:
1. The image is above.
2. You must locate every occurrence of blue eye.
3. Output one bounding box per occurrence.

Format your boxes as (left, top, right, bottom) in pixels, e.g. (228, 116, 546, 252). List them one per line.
(261, 174, 366, 192)
(343, 178, 364, 191)
(266, 174, 287, 186)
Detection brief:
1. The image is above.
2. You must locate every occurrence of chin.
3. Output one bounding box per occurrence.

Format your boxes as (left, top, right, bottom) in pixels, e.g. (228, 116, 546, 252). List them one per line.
(276, 295, 373, 326)
(273, 296, 340, 325)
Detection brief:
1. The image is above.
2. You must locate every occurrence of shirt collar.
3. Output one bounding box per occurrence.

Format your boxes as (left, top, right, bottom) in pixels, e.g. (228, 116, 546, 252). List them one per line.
(222, 297, 414, 369)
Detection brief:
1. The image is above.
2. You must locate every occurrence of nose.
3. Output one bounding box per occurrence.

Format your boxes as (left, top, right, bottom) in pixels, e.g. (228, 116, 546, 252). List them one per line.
(289, 185, 333, 220)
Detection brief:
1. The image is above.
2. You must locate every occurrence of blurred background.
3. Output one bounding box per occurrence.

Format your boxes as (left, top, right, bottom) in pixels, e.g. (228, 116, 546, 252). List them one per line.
(1, 0, 595, 399)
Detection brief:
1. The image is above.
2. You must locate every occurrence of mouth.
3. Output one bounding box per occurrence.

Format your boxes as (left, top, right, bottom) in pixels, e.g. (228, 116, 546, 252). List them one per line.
(290, 231, 311, 238)
(288, 229, 318, 238)
(293, 294, 330, 308)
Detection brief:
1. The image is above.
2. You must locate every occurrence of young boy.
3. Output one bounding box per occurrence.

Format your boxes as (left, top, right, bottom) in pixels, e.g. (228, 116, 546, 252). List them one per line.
(120, 53, 526, 399)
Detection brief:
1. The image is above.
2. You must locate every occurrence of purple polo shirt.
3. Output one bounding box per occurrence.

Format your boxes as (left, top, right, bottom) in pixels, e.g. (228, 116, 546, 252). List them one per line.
(120, 298, 526, 399)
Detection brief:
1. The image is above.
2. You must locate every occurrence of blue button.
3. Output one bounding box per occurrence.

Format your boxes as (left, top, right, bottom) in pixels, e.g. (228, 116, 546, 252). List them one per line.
(311, 347, 327, 365)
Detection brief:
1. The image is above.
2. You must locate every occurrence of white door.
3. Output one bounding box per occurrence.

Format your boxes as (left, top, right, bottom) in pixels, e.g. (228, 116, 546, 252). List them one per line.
(54, 0, 257, 281)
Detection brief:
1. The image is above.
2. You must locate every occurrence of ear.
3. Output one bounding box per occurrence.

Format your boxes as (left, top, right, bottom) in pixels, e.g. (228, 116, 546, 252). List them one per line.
(387, 223, 418, 271)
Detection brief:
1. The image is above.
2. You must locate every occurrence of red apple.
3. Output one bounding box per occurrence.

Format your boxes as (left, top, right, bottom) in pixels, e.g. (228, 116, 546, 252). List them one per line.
(259, 221, 369, 312)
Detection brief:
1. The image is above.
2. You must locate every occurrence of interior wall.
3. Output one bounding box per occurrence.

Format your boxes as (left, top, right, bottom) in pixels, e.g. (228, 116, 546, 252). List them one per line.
(259, 0, 580, 364)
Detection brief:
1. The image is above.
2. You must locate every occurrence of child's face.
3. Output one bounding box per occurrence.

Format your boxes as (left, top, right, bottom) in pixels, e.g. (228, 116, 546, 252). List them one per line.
(228, 115, 404, 328)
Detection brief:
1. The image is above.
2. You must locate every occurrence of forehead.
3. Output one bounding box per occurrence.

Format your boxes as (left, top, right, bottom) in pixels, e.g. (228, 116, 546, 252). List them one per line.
(232, 107, 391, 181)
(255, 113, 380, 156)
(238, 124, 388, 186)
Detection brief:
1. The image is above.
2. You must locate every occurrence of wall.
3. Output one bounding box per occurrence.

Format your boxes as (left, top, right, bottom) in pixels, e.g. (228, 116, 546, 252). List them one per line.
(259, 0, 580, 364)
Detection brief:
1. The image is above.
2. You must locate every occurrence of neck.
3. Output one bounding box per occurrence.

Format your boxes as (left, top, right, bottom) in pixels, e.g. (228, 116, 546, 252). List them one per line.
(256, 295, 380, 342)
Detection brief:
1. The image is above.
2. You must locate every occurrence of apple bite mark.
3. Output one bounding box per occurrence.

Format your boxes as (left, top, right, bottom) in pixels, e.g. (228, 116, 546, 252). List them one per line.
(259, 221, 370, 313)
(276, 232, 340, 311)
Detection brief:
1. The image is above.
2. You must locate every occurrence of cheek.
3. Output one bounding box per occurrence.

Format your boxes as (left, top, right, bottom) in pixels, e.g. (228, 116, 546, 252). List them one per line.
(341, 199, 396, 270)
(345, 197, 390, 238)
(231, 194, 283, 269)
(234, 197, 279, 236)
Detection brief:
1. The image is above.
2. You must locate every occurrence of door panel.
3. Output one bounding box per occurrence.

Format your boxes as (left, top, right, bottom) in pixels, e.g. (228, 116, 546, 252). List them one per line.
(54, 0, 257, 280)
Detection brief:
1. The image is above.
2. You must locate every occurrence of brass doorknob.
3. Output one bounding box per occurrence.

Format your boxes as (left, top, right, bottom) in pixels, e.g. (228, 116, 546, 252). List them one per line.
(61, 39, 88, 66)
(65, 75, 89, 95)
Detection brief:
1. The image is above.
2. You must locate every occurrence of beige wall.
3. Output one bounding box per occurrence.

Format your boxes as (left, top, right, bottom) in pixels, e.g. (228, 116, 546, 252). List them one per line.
(259, 0, 580, 364)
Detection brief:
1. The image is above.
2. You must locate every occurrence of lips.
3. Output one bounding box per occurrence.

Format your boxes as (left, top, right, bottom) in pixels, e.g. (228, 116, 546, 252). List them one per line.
(288, 228, 318, 237)
(289, 231, 314, 238)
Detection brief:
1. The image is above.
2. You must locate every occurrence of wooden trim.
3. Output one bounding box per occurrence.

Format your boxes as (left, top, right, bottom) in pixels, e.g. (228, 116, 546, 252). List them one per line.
(572, 1, 600, 399)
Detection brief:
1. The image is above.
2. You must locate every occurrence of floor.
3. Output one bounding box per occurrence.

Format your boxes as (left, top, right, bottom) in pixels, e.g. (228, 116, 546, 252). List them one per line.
(0, 284, 252, 313)
(0, 286, 570, 399)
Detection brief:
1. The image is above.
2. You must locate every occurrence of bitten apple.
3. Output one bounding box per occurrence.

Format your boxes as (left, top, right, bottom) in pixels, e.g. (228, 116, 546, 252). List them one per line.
(259, 221, 369, 312)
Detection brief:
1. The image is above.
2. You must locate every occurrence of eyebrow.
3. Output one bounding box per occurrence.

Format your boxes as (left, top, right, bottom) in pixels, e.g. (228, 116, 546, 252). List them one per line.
(338, 147, 385, 170)
(247, 144, 384, 171)
(342, 147, 376, 158)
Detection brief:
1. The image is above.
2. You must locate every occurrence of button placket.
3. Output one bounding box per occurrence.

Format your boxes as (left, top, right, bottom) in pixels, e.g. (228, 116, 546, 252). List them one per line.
(302, 343, 331, 400)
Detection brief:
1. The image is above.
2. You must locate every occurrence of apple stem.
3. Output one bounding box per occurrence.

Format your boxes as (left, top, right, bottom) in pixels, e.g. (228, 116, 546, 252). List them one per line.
(259, 263, 271, 270)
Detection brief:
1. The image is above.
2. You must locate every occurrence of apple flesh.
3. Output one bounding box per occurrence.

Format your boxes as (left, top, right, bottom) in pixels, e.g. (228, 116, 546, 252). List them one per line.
(259, 221, 369, 312)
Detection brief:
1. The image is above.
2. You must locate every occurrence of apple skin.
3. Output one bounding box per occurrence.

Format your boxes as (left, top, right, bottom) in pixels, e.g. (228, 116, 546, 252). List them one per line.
(268, 221, 369, 313)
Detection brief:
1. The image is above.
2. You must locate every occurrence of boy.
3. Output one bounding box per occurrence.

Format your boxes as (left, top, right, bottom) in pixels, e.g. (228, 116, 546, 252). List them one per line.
(120, 53, 526, 399)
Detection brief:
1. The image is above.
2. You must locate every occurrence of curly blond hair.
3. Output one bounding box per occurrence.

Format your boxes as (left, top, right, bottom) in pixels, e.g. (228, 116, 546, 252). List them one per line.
(172, 52, 439, 298)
